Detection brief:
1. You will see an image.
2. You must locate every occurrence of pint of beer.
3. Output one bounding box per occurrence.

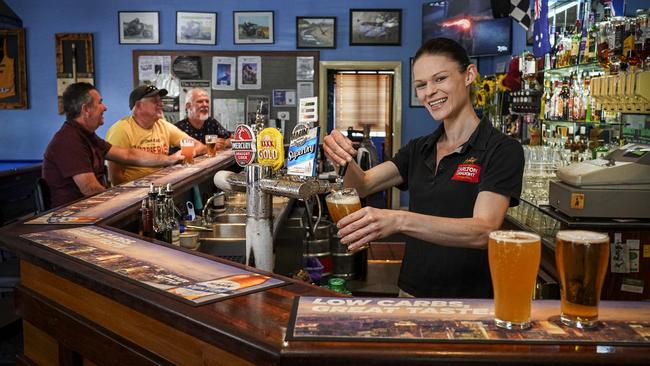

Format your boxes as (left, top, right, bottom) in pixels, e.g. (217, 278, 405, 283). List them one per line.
(325, 188, 361, 224)
(488, 231, 541, 330)
(205, 134, 221, 157)
(180, 138, 195, 165)
(555, 230, 609, 328)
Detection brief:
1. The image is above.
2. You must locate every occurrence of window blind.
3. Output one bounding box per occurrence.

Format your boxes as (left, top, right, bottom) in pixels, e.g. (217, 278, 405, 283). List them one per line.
(334, 73, 391, 133)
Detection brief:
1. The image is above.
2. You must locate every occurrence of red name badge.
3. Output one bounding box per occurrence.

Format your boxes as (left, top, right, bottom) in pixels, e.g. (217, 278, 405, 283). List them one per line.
(451, 164, 481, 183)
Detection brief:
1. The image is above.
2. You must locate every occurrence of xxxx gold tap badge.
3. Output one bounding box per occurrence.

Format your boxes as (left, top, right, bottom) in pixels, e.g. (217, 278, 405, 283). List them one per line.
(256, 127, 285, 171)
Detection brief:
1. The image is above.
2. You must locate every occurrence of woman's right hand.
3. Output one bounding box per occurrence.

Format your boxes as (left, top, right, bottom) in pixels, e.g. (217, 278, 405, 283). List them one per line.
(323, 129, 357, 166)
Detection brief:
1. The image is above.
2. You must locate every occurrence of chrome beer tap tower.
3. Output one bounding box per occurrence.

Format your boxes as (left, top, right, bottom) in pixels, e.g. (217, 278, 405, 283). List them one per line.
(213, 100, 336, 272)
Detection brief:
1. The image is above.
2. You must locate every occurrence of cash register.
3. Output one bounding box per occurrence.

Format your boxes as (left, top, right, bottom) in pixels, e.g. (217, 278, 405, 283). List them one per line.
(549, 144, 650, 219)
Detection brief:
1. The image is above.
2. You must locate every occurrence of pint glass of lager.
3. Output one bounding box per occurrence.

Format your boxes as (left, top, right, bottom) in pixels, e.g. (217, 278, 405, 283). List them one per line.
(205, 135, 223, 157)
(488, 231, 541, 330)
(325, 188, 361, 224)
(180, 138, 195, 165)
(555, 230, 609, 328)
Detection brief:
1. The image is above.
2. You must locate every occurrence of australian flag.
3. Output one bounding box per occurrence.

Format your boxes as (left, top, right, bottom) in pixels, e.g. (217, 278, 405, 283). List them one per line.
(533, 0, 551, 57)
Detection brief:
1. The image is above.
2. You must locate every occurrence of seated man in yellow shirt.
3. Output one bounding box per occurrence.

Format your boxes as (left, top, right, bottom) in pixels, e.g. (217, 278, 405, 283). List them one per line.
(106, 85, 206, 184)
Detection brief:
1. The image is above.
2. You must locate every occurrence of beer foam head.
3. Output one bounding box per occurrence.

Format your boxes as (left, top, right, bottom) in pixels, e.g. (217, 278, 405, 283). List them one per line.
(489, 230, 540, 244)
(556, 230, 609, 244)
(326, 195, 359, 205)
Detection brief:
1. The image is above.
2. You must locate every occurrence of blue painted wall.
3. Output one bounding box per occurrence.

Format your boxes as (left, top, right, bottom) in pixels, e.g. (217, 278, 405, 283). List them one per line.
(0, 0, 532, 161)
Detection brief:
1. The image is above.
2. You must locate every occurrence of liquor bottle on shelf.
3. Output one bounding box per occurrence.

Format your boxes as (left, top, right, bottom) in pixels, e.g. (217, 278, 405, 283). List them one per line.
(570, 20, 582, 66)
(140, 183, 156, 238)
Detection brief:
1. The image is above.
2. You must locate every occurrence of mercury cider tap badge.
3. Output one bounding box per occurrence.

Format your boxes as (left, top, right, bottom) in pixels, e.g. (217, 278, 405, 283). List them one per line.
(231, 124, 256, 167)
(287, 122, 320, 177)
(256, 127, 284, 171)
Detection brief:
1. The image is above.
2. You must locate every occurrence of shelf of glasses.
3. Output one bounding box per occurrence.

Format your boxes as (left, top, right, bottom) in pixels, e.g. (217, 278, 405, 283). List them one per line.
(507, 199, 560, 248)
(542, 62, 603, 77)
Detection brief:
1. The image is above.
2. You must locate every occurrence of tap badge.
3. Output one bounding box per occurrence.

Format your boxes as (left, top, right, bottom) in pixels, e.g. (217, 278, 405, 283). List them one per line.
(287, 123, 319, 177)
(256, 127, 285, 171)
(232, 124, 256, 166)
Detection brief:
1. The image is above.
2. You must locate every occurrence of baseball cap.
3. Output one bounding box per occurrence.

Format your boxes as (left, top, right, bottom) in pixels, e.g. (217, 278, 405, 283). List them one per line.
(129, 85, 168, 109)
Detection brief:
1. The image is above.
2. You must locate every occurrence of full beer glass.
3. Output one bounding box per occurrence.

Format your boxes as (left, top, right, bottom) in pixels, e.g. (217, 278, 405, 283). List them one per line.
(180, 138, 195, 165)
(555, 230, 609, 328)
(325, 188, 362, 224)
(205, 135, 221, 157)
(488, 231, 541, 330)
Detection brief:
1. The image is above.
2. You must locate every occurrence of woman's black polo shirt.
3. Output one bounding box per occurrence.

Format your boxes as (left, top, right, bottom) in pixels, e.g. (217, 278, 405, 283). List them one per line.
(391, 117, 524, 298)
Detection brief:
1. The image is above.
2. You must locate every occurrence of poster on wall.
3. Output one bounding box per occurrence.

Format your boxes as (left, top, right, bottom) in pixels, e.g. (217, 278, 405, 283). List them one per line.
(296, 56, 314, 81)
(0, 28, 28, 109)
(212, 56, 236, 91)
(272, 89, 296, 107)
(237, 56, 262, 90)
(246, 95, 270, 125)
(297, 82, 313, 100)
(179, 80, 211, 120)
(214, 98, 245, 131)
(138, 55, 172, 82)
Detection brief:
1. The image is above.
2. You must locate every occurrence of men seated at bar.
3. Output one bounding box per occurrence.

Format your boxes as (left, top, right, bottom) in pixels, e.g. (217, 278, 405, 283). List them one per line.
(106, 85, 206, 185)
(175, 88, 232, 147)
(42, 82, 184, 208)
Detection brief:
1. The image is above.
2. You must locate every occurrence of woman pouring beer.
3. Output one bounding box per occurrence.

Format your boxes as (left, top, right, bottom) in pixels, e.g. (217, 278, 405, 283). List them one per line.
(323, 38, 524, 298)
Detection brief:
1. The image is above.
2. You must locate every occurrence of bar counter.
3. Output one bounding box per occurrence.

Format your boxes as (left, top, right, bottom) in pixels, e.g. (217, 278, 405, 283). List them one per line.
(1, 153, 649, 365)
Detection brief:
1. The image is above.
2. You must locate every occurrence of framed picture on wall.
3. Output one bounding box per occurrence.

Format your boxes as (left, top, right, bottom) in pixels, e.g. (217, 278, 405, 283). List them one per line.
(0, 28, 28, 109)
(409, 58, 423, 108)
(55, 33, 95, 114)
(349, 9, 401, 46)
(296, 17, 336, 49)
(233, 11, 274, 44)
(176, 11, 217, 45)
(118, 11, 160, 44)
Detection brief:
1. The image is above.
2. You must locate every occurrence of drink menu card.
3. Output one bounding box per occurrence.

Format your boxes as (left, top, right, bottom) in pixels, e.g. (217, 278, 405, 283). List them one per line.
(287, 297, 650, 345)
(21, 227, 285, 305)
(120, 150, 233, 188)
(26, 187, 149, 225)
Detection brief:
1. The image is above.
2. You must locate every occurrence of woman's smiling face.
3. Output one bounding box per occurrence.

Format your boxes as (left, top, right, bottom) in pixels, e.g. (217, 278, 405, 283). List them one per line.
(412, 54, 476, 122)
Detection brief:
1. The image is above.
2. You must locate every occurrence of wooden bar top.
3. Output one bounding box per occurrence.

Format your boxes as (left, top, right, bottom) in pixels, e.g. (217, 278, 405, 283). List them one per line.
(1, 156, 649, 365)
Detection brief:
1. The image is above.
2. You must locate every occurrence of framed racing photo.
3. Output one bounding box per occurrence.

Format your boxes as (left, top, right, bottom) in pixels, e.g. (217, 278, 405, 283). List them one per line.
(118, 11, 159, 44)
(349, 9, 401, 46)
(233, 11, 274, 44)
(176, 11, 217, 45)
(296, 17, 336, 49)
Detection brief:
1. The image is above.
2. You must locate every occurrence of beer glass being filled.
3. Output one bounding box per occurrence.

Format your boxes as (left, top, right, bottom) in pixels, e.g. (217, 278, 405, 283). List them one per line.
(180, 138, 195, 165)
(555, 230, 609, 328)
(325, 188, 362, 224)
(205, 134, 223, 157)
(488, 231, 541, 330)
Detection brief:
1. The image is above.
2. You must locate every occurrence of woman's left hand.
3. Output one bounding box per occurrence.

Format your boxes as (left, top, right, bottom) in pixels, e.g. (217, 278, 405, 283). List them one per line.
(336, 207, 403, 251)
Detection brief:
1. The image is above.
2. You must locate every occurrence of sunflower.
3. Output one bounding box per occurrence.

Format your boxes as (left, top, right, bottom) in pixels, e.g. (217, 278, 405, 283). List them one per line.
(496, 74, 509, 92)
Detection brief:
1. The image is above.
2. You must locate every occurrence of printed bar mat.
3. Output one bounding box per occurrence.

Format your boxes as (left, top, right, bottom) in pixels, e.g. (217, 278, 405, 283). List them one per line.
(21, 226, 285, 305)
(287, 296, 650, 345)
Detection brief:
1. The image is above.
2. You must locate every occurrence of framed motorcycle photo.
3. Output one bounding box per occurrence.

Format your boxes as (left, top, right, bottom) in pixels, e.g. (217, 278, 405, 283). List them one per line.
(176, 11, 217, 45)
(118, 11, 160, 44)
(233, 11, 274, 44)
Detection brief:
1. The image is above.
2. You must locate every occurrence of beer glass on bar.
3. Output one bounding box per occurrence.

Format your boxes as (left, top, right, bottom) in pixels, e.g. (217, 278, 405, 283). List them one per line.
(205, 134, 221, 157)
(180, 138, 195, 165)
(325, 188, 361, 224)
(555, 230, 609, 328)
(488, 231, 541, 330)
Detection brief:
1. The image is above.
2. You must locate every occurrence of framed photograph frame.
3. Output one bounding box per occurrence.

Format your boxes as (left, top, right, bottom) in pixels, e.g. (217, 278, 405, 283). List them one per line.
(55, 33, 95, 114)
(409, 58, 423, 108)
(0, 28, 28, 109)
(176, 11, 217, 45)
(349, 9, 401, 46)
(118, 11, 160, 44)
(296, 17, 336, 49)
(233, 11, 274, 44)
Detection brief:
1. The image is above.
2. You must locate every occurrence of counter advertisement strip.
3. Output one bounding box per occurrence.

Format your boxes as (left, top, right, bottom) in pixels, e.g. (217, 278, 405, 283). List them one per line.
(26, 186, 149, 225)
(21, 226, 286, 305)
(286, 296, 650, 345)
(120, 151, 233, 188)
